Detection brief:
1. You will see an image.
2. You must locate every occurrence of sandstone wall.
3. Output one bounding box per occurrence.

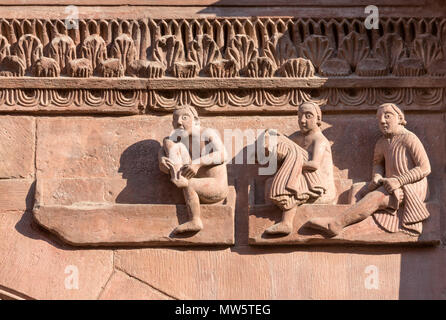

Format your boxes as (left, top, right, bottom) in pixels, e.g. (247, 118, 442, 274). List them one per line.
(0, 1, 445, 300)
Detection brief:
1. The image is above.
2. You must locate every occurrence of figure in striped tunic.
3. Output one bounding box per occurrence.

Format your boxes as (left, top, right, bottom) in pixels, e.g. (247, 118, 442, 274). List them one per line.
(307, 103, 431, 237)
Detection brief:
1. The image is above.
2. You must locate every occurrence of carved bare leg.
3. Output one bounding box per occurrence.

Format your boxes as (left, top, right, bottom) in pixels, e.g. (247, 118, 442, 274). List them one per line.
(305, 217, 342, 237)
(173, 185, 203, 234)
(163, 139, 190, 188)
(307, 190, 391, 237)
(265, 207, 296, 235)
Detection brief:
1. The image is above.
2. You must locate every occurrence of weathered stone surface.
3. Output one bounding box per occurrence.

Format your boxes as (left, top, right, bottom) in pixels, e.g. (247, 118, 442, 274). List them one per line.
(33, 188, 235, 246)
(99, 270, 172, 300)
(38, 178, 105, 206)
(0, 179, 34, 211)
(248, 203, 440, 245)
(0, 211, 113, 299)
(0, 117, 34, 178)
(36, 117, 184, 204)
(115, 246, 443, 299)
(115, 248, 273, 299)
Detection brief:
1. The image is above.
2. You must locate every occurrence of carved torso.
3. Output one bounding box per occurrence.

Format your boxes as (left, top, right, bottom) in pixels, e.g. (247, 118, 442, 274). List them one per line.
(293, 131, 336, 204)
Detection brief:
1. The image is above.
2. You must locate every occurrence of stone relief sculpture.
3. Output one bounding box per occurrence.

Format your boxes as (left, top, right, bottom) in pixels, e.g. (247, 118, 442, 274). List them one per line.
(262, 102, 336, 235)
(12, 15, 439, 247)
(307, 103, 431, 237)
(0, 17, 443, 112)
(158, 105, 229, 234)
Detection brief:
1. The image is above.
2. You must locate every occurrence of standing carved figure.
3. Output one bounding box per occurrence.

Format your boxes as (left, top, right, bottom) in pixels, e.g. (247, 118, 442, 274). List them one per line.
(307, 103, 431, 236)
(158, 105, 229, 234)
(263, 102, 336, 235)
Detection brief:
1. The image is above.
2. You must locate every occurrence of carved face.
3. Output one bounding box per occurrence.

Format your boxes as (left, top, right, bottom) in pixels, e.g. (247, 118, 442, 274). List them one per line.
(172, 108, 198, 135)
(298, 104, 319, 133)
(377, 105, 402, 135)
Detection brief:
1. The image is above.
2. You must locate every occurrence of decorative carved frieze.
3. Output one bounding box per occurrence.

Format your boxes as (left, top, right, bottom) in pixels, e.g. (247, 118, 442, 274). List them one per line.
(0, 17, 444, 112)
(0, 17, 443, 78)
(0, 88, 146, 113)
(0, 82, 443, 113)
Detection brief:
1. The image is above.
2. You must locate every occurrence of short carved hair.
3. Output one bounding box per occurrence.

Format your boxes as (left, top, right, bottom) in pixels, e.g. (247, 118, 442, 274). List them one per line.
(378, 103, 407, 126)
(299, 101, 322, 126)
(174, 105, 199, 121)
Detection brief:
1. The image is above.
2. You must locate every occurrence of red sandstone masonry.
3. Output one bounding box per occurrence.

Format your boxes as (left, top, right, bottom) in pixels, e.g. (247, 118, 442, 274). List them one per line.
(0, 1, 444, 300)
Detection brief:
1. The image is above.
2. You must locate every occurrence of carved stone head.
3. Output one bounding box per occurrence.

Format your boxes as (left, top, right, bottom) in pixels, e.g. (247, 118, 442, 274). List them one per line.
(172, 105, 200, 136)
(298, 102, 322, 133)
(377, 103, 406, 136)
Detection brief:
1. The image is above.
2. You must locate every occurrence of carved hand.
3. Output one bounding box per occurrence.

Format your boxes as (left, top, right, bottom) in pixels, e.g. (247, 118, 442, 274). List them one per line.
(368, 174, 383, 191)
(160, 156, 173, 172)
(381, 177, 401, 194)
(181, 163, 200, 179)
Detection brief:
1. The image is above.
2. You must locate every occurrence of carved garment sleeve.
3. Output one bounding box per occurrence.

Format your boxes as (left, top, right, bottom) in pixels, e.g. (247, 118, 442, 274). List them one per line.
(372, 138, 385, 178)
(395, 134, 431, 186)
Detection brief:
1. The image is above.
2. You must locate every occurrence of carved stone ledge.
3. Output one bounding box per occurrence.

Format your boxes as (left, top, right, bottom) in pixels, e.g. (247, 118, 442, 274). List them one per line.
(33, 186, 236, 247)
(147, 87, 445, 111)
(0, 88, 145, 114)
(0, 86, 442, 113)
(1, 77, 446, 90)
(0, 76, 445, 114)
(248, 202, 440, 246)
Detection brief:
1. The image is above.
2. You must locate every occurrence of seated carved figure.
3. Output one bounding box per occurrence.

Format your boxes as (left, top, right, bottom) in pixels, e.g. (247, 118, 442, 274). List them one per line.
(158, 105, 229, 234)
(307, 103, 431, 237)
(264, 102, 336, 235)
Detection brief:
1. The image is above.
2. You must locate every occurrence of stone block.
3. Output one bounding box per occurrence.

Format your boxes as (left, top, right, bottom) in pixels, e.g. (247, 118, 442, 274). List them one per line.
(0, 211, 113, 299)
(33, 186, 236, 246)
(99, 270, 172, 300)
(248, 202, 440, 245)
(0, 179, 34, 211)
(0, 117, 34, 179)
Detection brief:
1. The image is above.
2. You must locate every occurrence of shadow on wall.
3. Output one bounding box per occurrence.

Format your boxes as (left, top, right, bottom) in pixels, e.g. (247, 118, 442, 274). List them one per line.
(399, 247, 444, 299)
(15, 181, 72, 249)
(116, 139, 184, 204)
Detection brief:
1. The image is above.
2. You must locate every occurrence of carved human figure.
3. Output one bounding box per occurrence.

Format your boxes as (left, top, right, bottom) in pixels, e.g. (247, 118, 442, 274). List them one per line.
(264, 102, 336, 235)
(158, 105, 229, 234)
(307, 103, 431, 236)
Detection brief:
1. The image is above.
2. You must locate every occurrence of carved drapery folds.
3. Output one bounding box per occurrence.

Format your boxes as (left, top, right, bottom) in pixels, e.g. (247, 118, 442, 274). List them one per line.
(0, 17, 444, 111)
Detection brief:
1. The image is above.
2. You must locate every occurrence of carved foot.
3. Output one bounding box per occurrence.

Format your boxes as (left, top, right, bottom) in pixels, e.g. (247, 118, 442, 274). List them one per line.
(305, 217, 342, 237)
(173, 219, 203, 234)
(264, 222, 293, 235)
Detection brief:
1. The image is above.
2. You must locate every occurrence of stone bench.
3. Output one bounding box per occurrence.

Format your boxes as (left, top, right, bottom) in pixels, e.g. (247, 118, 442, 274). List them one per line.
(33, 180, 236, 247)
(248, 178, 440, 246)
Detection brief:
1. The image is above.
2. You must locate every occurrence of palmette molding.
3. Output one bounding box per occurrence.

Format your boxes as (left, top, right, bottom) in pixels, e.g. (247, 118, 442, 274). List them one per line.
(0, 17, 445, 112)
